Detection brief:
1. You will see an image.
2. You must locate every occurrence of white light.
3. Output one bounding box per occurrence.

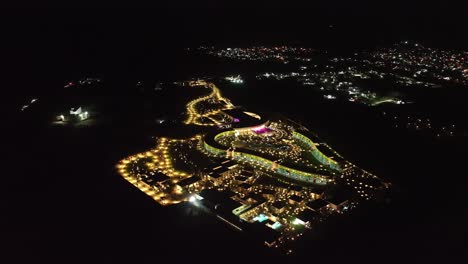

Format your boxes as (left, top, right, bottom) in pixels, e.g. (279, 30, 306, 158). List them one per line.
(292, 218, 305, 225)
(225, 75, 243, 84)
(189, 196, 197, 203)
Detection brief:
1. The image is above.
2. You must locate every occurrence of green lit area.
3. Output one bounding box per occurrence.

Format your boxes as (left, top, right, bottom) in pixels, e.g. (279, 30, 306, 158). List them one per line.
(370, 96, 404, 106)
(204, 127, 341, 185)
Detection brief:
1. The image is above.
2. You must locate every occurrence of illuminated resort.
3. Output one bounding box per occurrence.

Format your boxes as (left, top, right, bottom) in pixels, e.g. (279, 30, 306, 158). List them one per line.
(203, 126, 338, 185)
(116, 80, 389, 253)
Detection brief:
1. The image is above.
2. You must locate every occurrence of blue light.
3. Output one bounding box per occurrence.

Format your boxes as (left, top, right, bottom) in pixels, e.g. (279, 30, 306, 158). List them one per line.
(253, 214, 269, 222)
(271, 222, 282, 230)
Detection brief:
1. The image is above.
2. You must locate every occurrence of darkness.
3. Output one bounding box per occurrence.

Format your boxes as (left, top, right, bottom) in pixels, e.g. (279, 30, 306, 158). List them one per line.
(2, 3, 467, 93)
(3, 3, 468, 264)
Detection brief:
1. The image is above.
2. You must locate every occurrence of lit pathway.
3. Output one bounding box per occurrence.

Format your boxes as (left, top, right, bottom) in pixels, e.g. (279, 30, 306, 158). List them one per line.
(184, 81, 234, 126)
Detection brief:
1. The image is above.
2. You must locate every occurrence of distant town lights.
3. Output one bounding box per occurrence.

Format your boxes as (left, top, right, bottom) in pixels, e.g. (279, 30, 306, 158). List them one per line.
(225, 75, 244, 84)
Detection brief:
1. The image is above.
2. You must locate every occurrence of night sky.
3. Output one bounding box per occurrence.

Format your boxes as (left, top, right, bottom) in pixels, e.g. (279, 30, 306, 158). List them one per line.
(3, 2, 467, 97)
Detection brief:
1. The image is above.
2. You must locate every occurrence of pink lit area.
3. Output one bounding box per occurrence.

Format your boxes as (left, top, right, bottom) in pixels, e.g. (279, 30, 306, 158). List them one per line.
(251, 125, 271, 134)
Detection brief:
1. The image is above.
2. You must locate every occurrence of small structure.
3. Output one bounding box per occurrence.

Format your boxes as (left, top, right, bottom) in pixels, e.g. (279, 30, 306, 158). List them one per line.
(176, 176, 200, 192)
(306, 199, 330, 212)
(288, 185, 304, 196)
(205, 162, 241, 186)
(260, 189, 276, 199)
(296, 209, 320, 224)
(225, 75, 243, 84)
(145, 172, 170, 184)
(235, 175, 249, 182)
(271, 200, 287, 214)
(288, 194, 304, 205)
(70, 107, 89, 121)
(245, 193, 266, 205)
(56, 106, 89, 123)
(206, 172, 224, 186)
(198, 189, 236, 208)
(326, 195, 349, 212)
(232, 204, 252, 216)
(241, 169, 254, 178)
(247, 221, 281, 247)
(238, 182, 253, 193)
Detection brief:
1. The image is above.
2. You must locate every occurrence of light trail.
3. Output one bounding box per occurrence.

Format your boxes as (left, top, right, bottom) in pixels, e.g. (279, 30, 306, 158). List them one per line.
(216, 215, 243, 231)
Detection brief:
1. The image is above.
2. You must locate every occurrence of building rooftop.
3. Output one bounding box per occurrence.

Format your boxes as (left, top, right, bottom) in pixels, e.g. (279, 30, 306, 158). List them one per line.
(289, 194, 303, 203)
(242, 170, 254, 176)
(289, 185, 304, 192)
(246, 193, 266, 204)
(326, 195, 349, 206)
(271, 200, 287, 210)
(235, 175, 249, 182)
(212, 166, 223, 171)
(149, 172, 170, 182)
(214, 166, 232, 174)
(306, 199, 329, 210)
(296, 209, 320, 223)
(221, 160, 237, 168)
(208, 172, 223, 179)
(239, 183, 252, 190)
(260, 189, 275, 195)
(215, 198, 243, 214)
(199, 189, 236, 205)
(177, 176, 200, 187)
(325, 189, 352, 205)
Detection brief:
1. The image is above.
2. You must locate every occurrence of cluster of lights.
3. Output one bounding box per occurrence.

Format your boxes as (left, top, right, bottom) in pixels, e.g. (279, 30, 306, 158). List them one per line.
(367, 41, 468, 86)
(257, 71, 403, 106)
(206, 128, 335, 185)
(382, 112, 459, 138)
(116, 137, 202, 205)
(196, 46, 315, 63)
(184, 81, 235, 126)
(78, 111, 89, 121)
(20, 98, 38, 112)
(64, 77, 101, 88)
(115, 79, 390, 251)
(55, 107, 90, 123)
(216, 125, 337, 175)
(244, 42, 467, 107)
(340, 166, 387, 200)
(225, 75, 244, 84)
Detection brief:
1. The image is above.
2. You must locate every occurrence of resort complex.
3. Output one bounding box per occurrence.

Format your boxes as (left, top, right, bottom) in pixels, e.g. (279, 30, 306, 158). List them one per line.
(116, 80, 389, 253)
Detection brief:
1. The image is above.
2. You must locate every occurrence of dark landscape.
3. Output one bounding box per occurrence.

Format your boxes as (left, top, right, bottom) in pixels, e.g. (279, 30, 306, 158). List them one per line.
(3, 5, 468, 264)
